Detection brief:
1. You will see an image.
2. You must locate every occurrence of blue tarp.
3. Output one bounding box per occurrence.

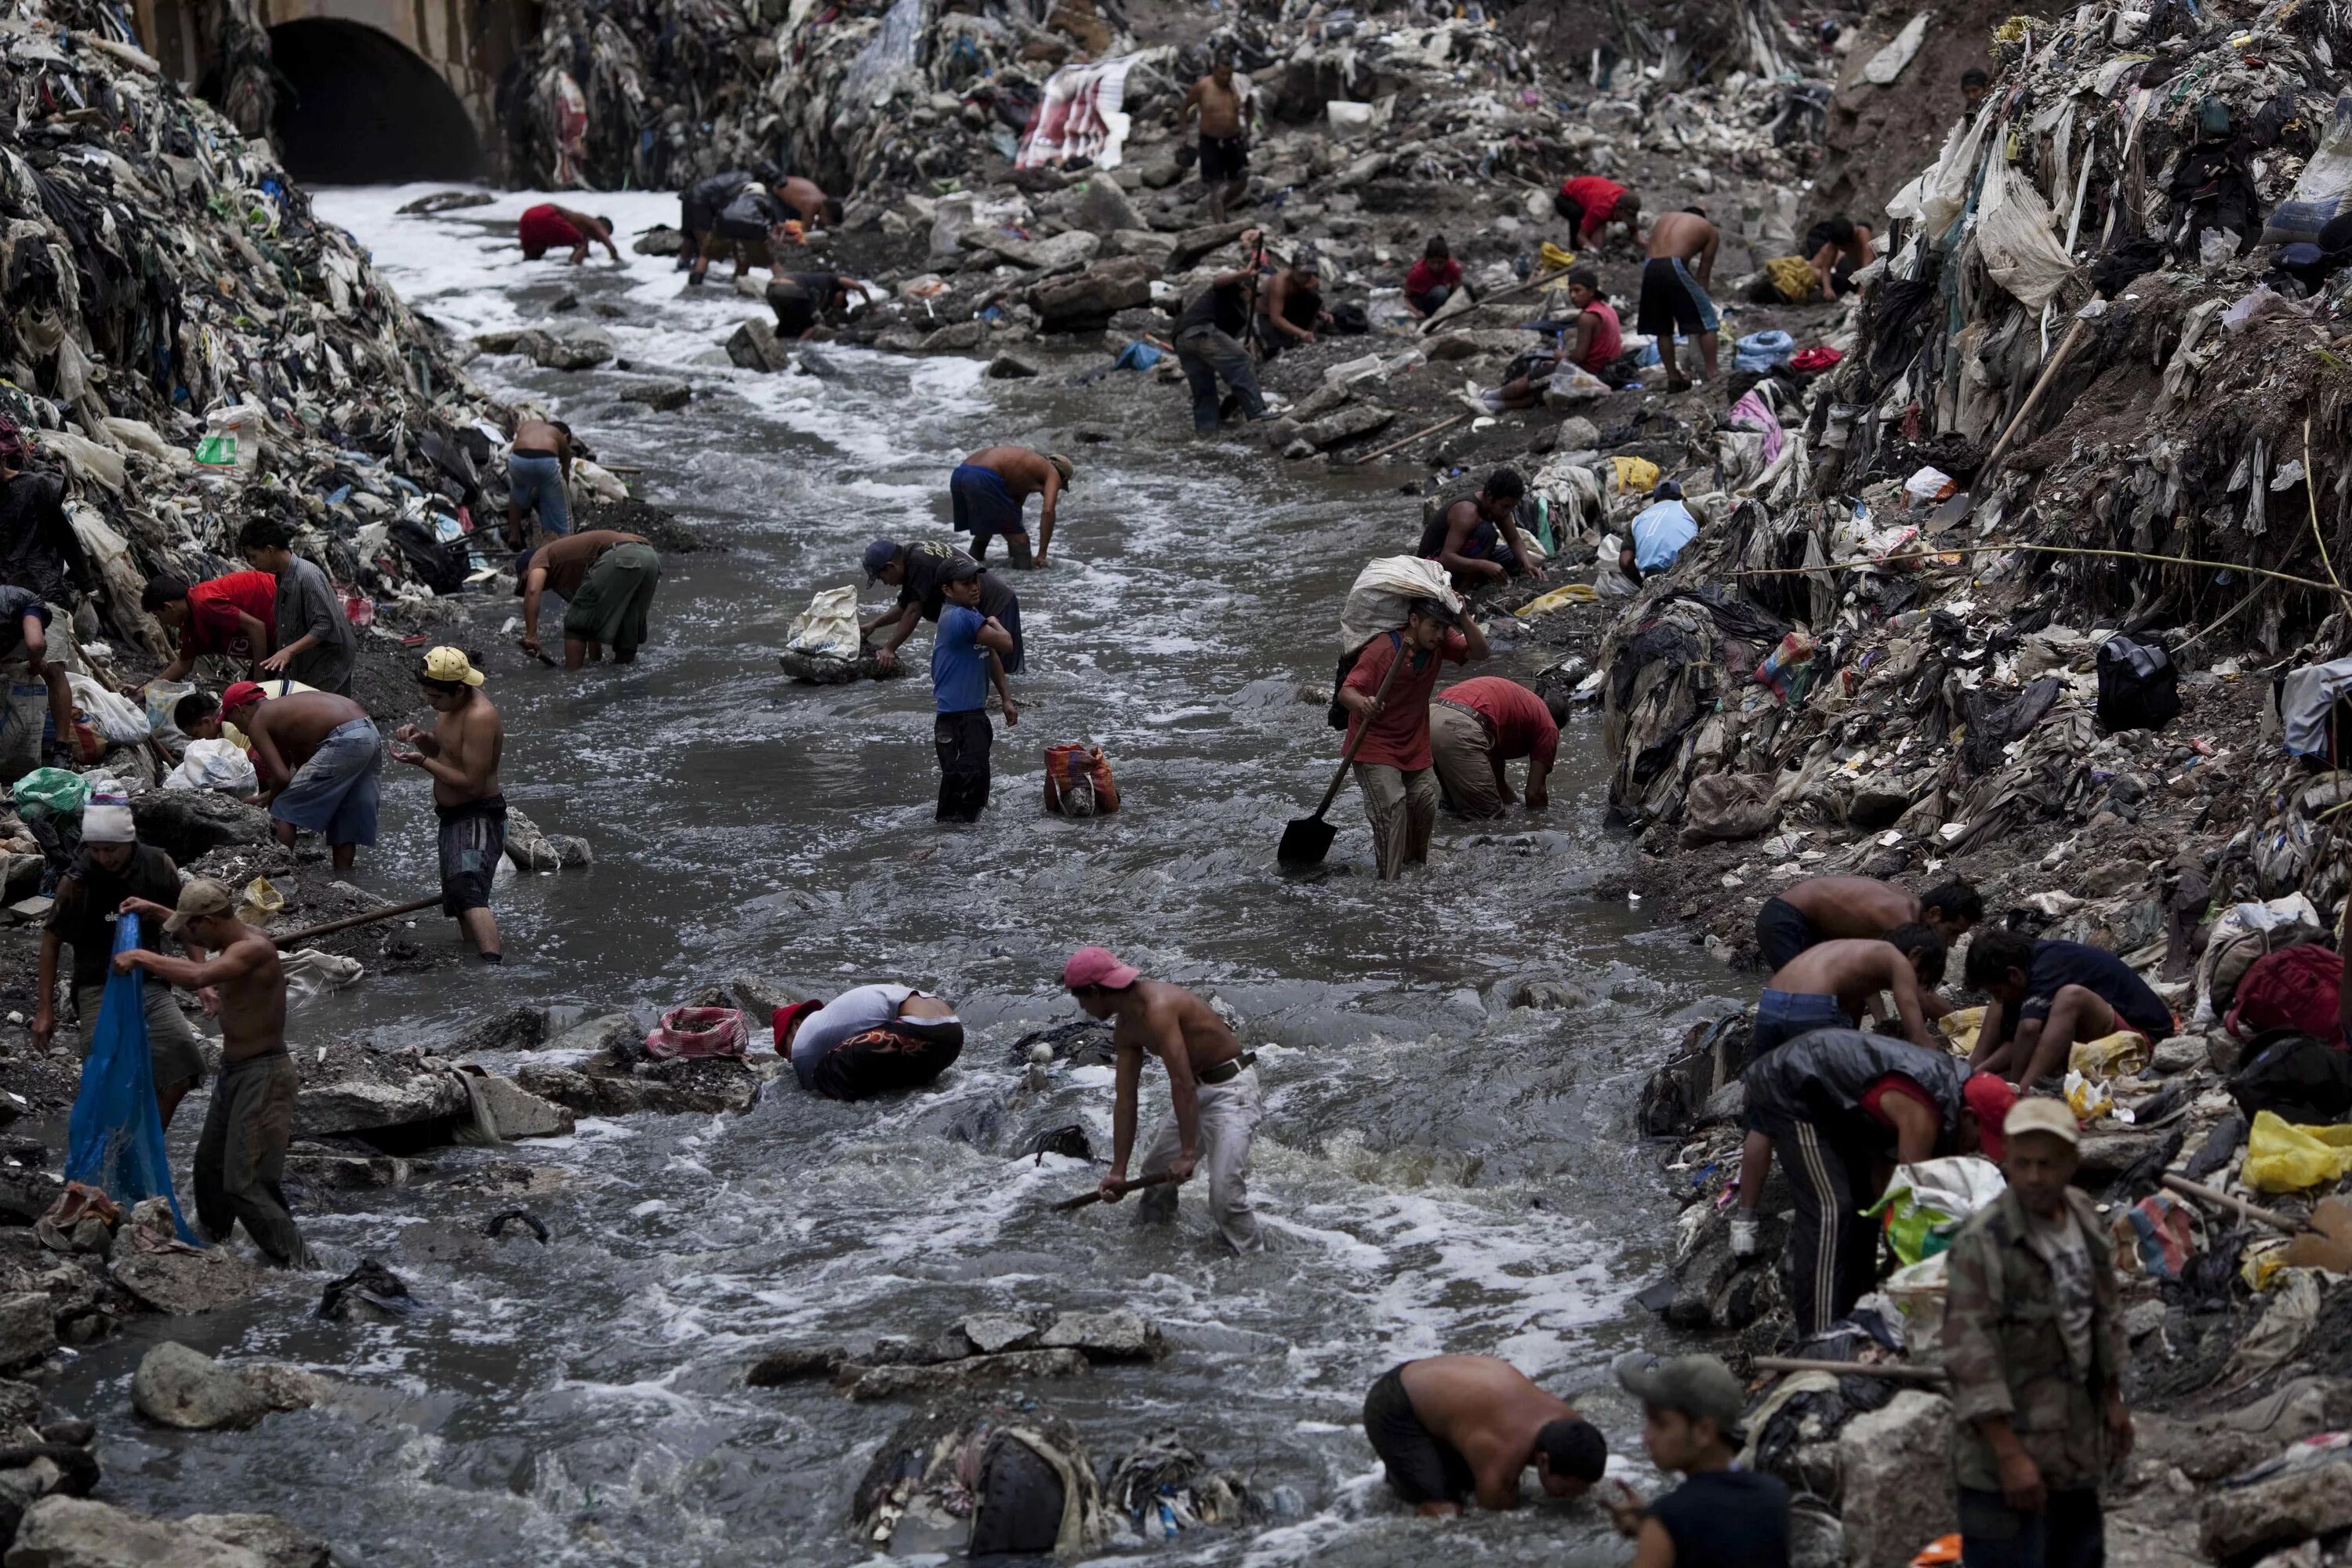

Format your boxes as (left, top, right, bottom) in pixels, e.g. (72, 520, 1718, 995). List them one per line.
(64, 917, 198, 1241)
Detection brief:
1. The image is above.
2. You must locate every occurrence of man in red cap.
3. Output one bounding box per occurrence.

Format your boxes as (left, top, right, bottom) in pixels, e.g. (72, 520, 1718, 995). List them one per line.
(221, 682, 382, 871)
(771, 983, 964, 1101)
(1064, 946, 1264, 1253)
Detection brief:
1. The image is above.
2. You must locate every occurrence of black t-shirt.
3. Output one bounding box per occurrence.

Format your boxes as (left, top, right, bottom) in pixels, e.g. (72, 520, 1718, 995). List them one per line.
(1650, 1469, 1791, 1568)
(897, 540, 1016, 625)
(1175, 280, 1249, 338)
(2010, 940, 2173, 1039)
(0, 470, 86, 607)
(46, 844, 182, 991)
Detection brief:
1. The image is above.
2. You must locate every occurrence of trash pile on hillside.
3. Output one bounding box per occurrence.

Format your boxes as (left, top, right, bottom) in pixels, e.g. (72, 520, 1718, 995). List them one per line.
(0, 2, 524, 668)
(503, 0, 771, 190)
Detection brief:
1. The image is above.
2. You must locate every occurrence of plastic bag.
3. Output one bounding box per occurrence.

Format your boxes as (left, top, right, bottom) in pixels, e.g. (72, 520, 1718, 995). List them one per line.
(2243, 1109, 2352, 1192)
(236, 876, 284, 927)
(2261, 94, 2352, 246)
(64, 917, 198, 1240)
(12, 766, 88, 819)
(67, 676, 149, 746)
(2064, 1069, 2132, 1123)
(142, 679, 198, 747)
(786, 586, 862, 660)
(164, 738, 259, 794)
(1733, 329, 1794, 372)
(1868, 1156, 2007, 1265)
(1610, 456, 1661, 494)
(1974, 157, 2078, 310)
(644, 1006, 749, 1061)
(2068, 1029, 2152, 1081)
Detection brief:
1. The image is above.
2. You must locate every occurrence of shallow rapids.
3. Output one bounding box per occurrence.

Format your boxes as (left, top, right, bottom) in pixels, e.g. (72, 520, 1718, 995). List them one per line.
(45, 186, 1737, 1566)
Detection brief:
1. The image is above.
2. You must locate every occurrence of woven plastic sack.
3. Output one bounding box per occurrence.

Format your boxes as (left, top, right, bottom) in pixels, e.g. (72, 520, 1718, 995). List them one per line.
(1867, 1156, 2006, 1265)
(12, 766, 88, 819)
(64, 919, 196, 1240)
(165, 739, 258, 794)
(786, 586, 861, 659)
(1043, 744, 1120, 817)
(643, 1006, 749, 1061)
(2244, 1110, 2352, 1192)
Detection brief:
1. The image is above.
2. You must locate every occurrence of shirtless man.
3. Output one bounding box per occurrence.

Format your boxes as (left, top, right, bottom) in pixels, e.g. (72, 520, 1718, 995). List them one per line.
(222, 683, 381, 872)
(1804, 218, 1876, 299)
(1065, 946, 1264, 1253)
(1258, 254, 1333, 359)
(506, 416, 573, 548)
(948, 447, 1073, 569)
(391, 648, 506, 964)
(1638, 209, 1722, 391)
(114, 878, 311, 1267)
(1755, 876, 1981, 975)
(1363, 1355, 1607, 1516)
(777, 174, 844, 230)
(1180, 56, 1250, 222)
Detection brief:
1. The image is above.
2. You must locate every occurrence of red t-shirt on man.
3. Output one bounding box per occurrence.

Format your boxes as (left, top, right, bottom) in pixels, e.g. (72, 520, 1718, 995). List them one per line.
(1405, 257, 1463, 296)
(1558, 175, 1628, 242)
(1343, 629, 1470, 772)
(1574, 300, 1623, 371)
(1436, 676, 1559, 767)
(181, 570, 278, 660)
(519, 203, 584, 260)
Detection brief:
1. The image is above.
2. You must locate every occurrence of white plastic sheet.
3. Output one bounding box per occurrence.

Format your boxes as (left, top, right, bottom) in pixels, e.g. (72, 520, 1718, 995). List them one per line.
(1337, 556, 1461, 653)
(1974, 157, 2078, 311)
(786, 586, 862, 659)
(164, 738, 259, 793)
(1018, 55, 1142, 171)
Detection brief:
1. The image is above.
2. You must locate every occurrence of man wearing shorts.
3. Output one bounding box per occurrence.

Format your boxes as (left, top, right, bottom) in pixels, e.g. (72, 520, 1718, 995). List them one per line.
(1639, 209, 1722, 391)
(391, 648, 506, 964)
(517, 528, 662, 668)
(1753, 876, 1981, 974)
(1181, 56, 1250, 222)
(1363, 1355, 1606, 1515)
(504, 416, 573, 547)
(223, 681, 381, 872)
(774, 984, 965, 1101)
(948, 447, 1072, 569)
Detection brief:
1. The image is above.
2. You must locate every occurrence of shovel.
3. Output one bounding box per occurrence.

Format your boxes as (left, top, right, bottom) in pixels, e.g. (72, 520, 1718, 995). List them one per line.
(1051, 1170, 1184, 1212)
(1278, 640, 1407, 869)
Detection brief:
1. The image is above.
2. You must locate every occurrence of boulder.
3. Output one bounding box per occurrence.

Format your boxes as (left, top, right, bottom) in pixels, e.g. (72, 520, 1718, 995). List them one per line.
(524, 324, 614, 372)
(985, 352, 1040, 379)
(920, 321, 985, 352)
(292, 1075, 470, 1139)
(0, 1295, 53, 1370)
(1167, 220, 1250, 270)
(1030, 258, 1157, 331)
(1038, 1310, 1160, 1361)
(613, 379, 691, 412)
(1069, 178, 1145, 235)
(966, 227, 1100, 271)
(175, 1515, 331, 1568)
(2201, 1461, 2352, 1561)
(111, 1247, 261, 1316)
(0, 1379, 40, 1429)
(281, 1153, 427, 1189)
(130, 1342, 267, 1432)
(471, 1075, 575, 1140)
(725, 319, 793, 372)
(1837, 1391, 1955, 1568)
(5, 1497, 270, 1568)
(129, 792, 271, 866)
(1106, 228, 1174, 263)
(540, 1013, 640, 1058)
(1556, 415, 1602, 449)
(503, 809, 563, 871)
(2151, 1035, 2205, 1073)
(958, 1314, 1040, 1355)
(1292, 403, 1396, 452)
(452, 1005, 549, 1055)
(745, 1347, 847, 1385)
(514, 1059, 758, 1116)
(1134, 153, 1184, 189)
(236, 1363, 330, 1414)
(844, 1348, 1088, 1401)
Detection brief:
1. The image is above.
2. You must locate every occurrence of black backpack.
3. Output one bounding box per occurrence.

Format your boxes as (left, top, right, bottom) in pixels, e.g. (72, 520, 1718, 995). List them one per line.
(387, 516, 468, 596)
(2228, 1029, 2352, 1125)
(2096, 633, 2181, 733)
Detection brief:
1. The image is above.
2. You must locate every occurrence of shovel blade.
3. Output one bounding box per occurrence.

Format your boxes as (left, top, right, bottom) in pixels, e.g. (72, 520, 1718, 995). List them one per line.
(1277, 815, 1338, 869)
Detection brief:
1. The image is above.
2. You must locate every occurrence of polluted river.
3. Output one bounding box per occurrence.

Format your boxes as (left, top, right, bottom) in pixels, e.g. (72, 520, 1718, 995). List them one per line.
(48, 188, 1734, 1566)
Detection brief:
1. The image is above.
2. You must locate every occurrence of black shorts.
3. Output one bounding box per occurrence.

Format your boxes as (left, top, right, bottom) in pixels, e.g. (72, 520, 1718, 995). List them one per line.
(769, 287, 818, 337)
(1364, 1365, 1475, 1507)
(1755, 895, 1818, 972)
(436, 796, 507, 916)
(810, 1018, 966, 1102)
(1637, 255, 1717, 341)
(1200, 135, 1248, 182)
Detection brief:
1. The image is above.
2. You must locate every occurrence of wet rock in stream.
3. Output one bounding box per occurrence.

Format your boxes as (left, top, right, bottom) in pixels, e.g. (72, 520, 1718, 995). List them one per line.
(7, 1497, 328, 1568)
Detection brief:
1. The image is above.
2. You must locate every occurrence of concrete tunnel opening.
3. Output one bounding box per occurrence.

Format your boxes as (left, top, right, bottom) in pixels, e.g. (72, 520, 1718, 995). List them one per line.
(266, 18, 482, 184)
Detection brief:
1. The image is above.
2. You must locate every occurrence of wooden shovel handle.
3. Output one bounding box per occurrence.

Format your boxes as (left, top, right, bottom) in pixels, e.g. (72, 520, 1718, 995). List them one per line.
(1311, 632, 1417, 821)
(1051, 1170, 1185, 1212)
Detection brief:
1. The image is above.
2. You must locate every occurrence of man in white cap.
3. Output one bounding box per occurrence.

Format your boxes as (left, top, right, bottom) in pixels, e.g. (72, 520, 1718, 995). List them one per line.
(33, 784, 206, 1126)
(114, 877, 310, 1267)
(392, 648, 506, 964)
(1063, 946, 1264, 1252)
(1943, 1098, 2130, 1568)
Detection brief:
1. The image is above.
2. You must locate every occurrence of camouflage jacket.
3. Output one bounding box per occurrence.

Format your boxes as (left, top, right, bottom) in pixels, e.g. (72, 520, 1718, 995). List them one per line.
(1940, 1186, 2126, 1494)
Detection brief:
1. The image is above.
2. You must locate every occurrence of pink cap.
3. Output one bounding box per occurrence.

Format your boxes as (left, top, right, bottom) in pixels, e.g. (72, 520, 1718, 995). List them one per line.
(1062, 946, 1140, 991)
(1964, 1073, 2020, 1162)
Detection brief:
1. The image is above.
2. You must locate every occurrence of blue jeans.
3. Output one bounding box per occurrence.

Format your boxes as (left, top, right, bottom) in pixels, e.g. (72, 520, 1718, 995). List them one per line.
(507, 452, 569, 536)
(1174, 326, 1265, 433)
(1753, 989, 1848, 1054)
(1959, 1489, 2104, 1568)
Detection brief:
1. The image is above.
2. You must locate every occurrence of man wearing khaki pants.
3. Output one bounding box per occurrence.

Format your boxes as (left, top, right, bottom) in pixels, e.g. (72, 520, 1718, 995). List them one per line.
(1430, 676, 1565, 819)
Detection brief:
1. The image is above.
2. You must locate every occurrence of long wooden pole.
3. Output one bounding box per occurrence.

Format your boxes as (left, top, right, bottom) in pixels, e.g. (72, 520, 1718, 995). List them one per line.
(1351, 413, 1470, 466)
(2160, 1174, 2307, 1235)
(1751, 1356, 1946, 1382)
(1980, 310, 2096, 478)
(272, 895, 441, 949)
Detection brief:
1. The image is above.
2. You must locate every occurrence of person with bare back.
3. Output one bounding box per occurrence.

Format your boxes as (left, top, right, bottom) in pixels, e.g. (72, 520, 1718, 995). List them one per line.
(1181, 55, 1251, 222)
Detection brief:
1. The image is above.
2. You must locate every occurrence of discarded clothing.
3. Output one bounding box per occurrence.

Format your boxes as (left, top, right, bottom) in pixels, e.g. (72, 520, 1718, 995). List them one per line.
(271, 717, 382, 847)
(1018, 55, 1142, 169)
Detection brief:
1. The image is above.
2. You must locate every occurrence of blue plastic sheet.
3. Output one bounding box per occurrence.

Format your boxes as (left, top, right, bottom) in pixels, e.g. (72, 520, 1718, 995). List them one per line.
(64, 917, 197, 1242)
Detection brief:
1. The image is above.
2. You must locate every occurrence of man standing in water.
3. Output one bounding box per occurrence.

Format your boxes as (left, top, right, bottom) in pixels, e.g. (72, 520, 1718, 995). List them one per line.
(949, 447, 1072, 569)
(1363, 1355, 1607, 1515)
(238, 518, 357, 697)
(504, 416, 574, 547)
(391, 648, 506, 964)
(1638, 208, 1722, 392)
(223, 681, 382, 872)
(517, 528, 662, 667)
(1064, 946, 1265, 1253)
(932, 571, 1019, 822)
(1179, 55, 1250, 223)
(114, 878, 311, 1268)
(1338, 597, 1490, 880)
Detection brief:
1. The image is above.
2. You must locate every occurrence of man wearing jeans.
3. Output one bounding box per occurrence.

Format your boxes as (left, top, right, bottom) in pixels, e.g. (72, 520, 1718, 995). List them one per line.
(1337, 598, 1488, 878)
(1171, 268, 1267, 434)
(1944, 1099, 2132, 1568)
(1065, 946, 1265, 1253)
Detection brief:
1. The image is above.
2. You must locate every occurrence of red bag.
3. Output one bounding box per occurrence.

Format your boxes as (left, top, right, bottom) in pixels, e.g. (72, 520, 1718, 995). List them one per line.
(2227, 945, 2343, 1041)
(643, 1007, 748, 1060)
(1043, 743, 1119, 817)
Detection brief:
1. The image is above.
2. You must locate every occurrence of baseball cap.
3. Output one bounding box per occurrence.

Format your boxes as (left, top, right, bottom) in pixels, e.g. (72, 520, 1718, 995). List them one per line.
(162, 877, 234, 935)
(1063, 946, 1140, 990)
(1616, 1351, 1745, 1435)
(420, 646, 485, 686)
(1965, 1073, 2022, 1162)
(2004, 1097, 2081, 1151)
(1045, 452, 1075, 487)
(220, 680, 266, 714)
(862, 539, 901, 583)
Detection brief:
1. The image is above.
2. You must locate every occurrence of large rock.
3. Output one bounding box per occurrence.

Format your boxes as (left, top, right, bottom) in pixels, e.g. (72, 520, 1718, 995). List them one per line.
(612, 379, 691, 412)
(1037, 1309, 1160, 1361)
(844, 1348, 1088, 1401)
(1290, 403, 1395, 452)
(0, 1294, 53, 1370)
(965, 227, 1099, 271)
(452, 1005, 548, 1055)
(919, 321, 985, 352)
(514, 1058, 757, 1116)
(1836, 1392, 1954, 1567)
(725, 319, 793, 372)
(5, 1497, 270, 1568)
(292, 1075, 470, 1139)
(1069, 178, 1145, 235)
(1029, 258, 1156, 331)
(471, 1076, 575, 1140)
(175, 1515, 331, 1568)
(130, 1342, 266, 1432)
(540, 1013, 640, 1058)
(985, 352, 1040, 379)
(2201, 1461, 2352, 1561)
(524, 324, 614, 372)
(111, 1248, 261, 1316)
(1167, 220, 1250, 270)
(959, 1314, 1040, 1355)
(129, 792, 271, 866)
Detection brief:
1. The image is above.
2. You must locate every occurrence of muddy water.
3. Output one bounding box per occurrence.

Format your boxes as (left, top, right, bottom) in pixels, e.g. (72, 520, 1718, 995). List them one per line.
(46, 188, 1738, 1565)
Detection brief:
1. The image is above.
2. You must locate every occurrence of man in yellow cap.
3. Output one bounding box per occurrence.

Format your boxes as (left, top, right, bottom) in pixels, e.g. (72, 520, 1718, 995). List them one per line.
(391, 648, 506, 963)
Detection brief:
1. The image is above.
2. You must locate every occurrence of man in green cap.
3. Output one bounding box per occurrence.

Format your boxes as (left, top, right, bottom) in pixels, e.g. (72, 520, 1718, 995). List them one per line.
(1608, 1352, 1790, 1568)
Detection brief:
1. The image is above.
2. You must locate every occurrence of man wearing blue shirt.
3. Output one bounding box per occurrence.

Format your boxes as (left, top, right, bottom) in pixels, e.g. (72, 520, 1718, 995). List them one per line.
(932, 571, 1019, 822)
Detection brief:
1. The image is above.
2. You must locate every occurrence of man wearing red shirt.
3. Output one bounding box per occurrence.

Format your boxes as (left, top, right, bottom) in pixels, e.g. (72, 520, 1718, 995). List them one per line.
(143, 570, 277, 683)
(1404, 236, 1465, 318)
(1555, 176, 1641, 247)
(1338, 598, 1490, 878)
(517, 203, 619, 265)
(1430, 676, 1566, 818)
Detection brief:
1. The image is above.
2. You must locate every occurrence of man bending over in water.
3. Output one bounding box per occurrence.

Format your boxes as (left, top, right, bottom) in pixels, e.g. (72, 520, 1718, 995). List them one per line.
(115, 878, 311, 1267)
(1363, 1355, 1607, 1515)
(949, 447, 1073, 569)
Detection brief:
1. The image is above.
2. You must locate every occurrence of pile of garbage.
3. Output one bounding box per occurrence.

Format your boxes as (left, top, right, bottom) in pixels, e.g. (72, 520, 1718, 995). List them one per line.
(0, 0, 520, 666)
